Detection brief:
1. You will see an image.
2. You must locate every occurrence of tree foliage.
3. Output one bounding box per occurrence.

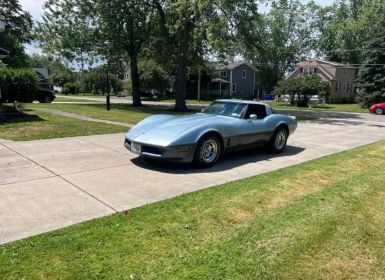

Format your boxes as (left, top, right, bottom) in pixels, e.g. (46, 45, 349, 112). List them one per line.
(139, 59, 170, 94)
(0, 0, 33, 67)
(356, 36, 385, 105)
(315, 0, 385, 64)
(36, 0, 99, 71)
(275, 75, 330, 107)
(0, 64, 38, 103)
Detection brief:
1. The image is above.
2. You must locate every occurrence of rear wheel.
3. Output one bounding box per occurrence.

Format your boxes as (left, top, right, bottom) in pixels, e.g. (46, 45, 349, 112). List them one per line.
(194, 135, 221, 167)
(375, 107, 384, 115)
(268, 127, 288, 153)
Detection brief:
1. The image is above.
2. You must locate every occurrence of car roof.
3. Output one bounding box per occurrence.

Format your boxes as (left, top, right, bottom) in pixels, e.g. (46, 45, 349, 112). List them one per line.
(215, 99, 268, 106)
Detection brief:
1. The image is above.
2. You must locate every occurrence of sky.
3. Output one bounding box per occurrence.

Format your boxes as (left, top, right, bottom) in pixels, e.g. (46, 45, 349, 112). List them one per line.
(20, 0, 334, 55)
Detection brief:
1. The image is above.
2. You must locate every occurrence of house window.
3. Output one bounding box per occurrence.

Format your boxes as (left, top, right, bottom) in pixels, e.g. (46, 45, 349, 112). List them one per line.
(344, 82, 347, 92)
(220, 71, 227, 78)
(242, 70, 247, 79)
(335, 82, 339, 92)
(232, 83, 236, 92)
(304, 67, 315, 75)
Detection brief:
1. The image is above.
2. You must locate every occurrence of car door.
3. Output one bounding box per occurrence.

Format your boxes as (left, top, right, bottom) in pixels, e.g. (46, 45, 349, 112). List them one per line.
(236, 104, 269, 146)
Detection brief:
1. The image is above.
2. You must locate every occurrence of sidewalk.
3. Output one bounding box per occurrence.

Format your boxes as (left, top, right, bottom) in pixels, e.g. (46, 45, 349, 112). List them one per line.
(33, 108, 134, 128)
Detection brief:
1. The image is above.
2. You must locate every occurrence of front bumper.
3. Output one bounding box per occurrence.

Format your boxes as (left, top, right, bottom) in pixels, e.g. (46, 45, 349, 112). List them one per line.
(124, 138, 196, 163)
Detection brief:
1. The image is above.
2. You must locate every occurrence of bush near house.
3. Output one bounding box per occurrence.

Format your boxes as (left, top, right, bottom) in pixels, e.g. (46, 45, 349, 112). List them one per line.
(0, 64, 38, 104)
(275, 75, 330, 107)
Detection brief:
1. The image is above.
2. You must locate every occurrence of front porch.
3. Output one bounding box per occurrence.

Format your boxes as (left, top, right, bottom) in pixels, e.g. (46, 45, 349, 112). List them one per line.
(202, 78, 231, 99)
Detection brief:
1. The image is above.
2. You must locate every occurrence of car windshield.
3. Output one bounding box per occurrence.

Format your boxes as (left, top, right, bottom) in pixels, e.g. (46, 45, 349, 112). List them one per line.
(202, 102, 247, 118)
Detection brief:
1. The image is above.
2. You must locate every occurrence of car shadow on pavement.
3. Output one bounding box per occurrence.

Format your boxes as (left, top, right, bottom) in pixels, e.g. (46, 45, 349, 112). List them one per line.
(131, 145, 306, 174)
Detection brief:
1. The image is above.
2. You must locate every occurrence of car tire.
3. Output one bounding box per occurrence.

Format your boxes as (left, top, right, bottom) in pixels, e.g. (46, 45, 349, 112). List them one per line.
(375, 107, 384, 115)
(194, 135, 221, 167)
(268, 127, 288, 153)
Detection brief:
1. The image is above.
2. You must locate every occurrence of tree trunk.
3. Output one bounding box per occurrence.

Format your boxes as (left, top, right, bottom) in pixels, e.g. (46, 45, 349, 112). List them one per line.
(174, 24, 190, 112)
(129, 53, 142, 107)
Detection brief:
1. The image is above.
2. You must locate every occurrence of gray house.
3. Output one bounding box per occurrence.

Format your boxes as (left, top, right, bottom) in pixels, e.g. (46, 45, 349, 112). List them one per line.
(202, 62, 257, 99)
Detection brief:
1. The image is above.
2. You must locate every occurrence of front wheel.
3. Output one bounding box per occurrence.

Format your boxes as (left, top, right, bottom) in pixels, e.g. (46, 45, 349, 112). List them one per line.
(375, 107, 384, 115)
(194, 135, 221, 167)
(268, 127, 288, 153)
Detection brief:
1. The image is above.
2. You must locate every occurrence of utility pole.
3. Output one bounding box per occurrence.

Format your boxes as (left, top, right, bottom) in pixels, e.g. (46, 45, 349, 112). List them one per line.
(197, 67, 201, 102)
(105, 61, 110, 111)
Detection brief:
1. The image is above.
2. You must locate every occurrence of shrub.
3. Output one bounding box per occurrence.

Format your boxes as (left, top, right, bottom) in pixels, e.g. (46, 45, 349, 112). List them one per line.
(0, 65, 38, 104)
(62, 82, 80, 95)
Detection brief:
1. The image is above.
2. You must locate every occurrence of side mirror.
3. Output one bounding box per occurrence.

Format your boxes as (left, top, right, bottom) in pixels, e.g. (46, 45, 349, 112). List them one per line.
(249, 114, 258, 120)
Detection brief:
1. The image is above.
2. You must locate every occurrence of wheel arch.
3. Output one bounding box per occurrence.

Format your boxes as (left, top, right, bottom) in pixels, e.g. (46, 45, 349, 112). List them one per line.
(275, 122, 289, 135)
(196, 130, 224, 152)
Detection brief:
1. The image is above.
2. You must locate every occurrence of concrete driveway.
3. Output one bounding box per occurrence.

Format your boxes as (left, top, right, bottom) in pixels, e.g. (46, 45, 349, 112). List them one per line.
(1, 112, 385, 244)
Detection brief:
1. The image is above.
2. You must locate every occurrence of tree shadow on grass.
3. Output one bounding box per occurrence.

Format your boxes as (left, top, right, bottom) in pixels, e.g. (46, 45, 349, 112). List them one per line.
(131, 145, 306, 174)
(0, 112, 45, 125)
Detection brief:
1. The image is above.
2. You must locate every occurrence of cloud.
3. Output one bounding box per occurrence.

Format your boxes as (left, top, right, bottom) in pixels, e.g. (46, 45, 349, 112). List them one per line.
(19, 0, 45, 22)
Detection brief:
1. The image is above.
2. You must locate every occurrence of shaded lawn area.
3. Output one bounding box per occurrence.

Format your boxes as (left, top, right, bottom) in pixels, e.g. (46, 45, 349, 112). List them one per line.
(270, 101, 369, 113)
(1, 141, 385, 279)
(0, 110, 127, 141)
(28, 103, 202, 124)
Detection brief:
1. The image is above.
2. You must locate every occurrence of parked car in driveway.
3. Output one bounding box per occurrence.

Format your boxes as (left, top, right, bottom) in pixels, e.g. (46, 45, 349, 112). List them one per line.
(369, 103, 385, 115)
(125, 100, 297, 167)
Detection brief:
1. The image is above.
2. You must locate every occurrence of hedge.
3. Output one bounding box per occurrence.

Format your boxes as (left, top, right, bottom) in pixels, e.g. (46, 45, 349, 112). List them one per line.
(0, 65, 38, 103)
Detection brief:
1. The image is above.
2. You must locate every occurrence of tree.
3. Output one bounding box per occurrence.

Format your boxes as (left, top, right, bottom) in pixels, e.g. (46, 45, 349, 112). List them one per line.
(315, 0, 385, 64)
(27, 54, 76, 87)
(139, 59, 170, 94)
(241, 0, 316, 94)
(36, 0, 99, 72)
(356, 36, 385, 106)
(0, 0, 33, 67)
(96, 0, 155, 107)
(275, 75, 330, 107)
(151, 0, 259, 111)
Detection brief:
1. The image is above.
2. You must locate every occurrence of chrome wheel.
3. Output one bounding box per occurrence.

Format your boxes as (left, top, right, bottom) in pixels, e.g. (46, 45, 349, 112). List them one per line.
(275, 130, 287, 150)
(200, 139, 219, 163)
(375, 108, 384, 115)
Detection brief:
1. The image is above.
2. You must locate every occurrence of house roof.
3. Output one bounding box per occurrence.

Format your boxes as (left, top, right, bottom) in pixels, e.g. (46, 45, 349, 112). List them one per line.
(0, 47, 9, 58)
(33, 68, 50, 80)
(214, 61, 257, 72)
(315, 59, 356, 69)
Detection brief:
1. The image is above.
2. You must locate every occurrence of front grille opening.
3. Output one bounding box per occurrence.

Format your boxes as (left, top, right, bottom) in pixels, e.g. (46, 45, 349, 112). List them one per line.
(142, 145, 164, 155)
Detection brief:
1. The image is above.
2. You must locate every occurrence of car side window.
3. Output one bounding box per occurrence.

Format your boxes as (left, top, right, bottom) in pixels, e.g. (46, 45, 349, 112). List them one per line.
(244, 104, 267, 119)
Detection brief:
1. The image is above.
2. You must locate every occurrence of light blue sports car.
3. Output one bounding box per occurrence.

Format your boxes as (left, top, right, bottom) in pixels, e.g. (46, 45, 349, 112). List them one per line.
(124, 100, 297, 167)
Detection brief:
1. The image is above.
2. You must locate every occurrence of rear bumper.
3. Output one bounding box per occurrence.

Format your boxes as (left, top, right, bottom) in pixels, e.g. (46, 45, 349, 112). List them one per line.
(124, 138, 196, 163)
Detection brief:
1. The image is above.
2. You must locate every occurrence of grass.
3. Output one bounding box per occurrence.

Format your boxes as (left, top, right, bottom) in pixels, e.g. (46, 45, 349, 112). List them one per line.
(28, 103, 316, 125)
(270, 101, 368, 113)
(53, 97, 102, 103)
(147, 97, 212, 105)
(0, 110, 127, 141)
(27, 103, 201, 124)
(1, 141, 385, 279)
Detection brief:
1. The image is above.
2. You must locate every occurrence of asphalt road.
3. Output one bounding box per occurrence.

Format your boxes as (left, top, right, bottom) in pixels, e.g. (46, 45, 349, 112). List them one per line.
(1, 112, 385, 244)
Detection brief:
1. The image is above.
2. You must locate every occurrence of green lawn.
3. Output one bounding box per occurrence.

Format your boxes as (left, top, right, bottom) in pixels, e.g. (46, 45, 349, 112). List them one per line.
(270, 101, 369, 113)
(1, 141, 385, 279)
(148, 97, 212, 105)
(0, 110, 127, 141)
(53, 96, 102, 103)
(28, 103, 201, 124)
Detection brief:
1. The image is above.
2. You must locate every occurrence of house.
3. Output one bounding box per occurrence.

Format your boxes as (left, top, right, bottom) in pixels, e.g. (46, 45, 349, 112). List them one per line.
(202, 62, 257, 99)
(288, 59, 357, 102)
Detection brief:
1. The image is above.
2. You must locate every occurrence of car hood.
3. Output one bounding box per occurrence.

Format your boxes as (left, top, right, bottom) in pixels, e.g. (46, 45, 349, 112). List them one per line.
(126, 113, 231, 146)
